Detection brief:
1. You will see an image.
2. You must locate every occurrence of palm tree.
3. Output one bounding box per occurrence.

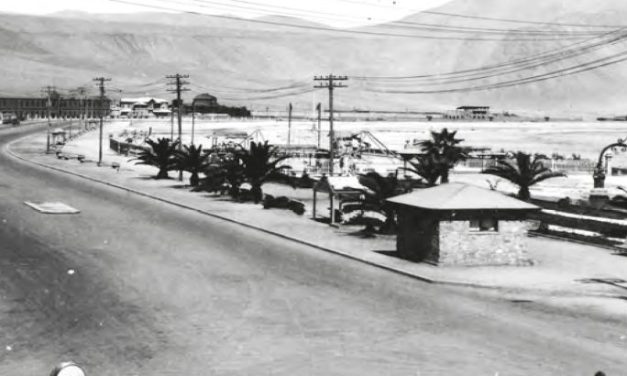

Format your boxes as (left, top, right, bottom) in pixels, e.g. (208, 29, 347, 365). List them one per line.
(483, 152, 566, 201)
(401, 154, 443, 187)
(358, 172, 408, 233)
(419, 128, 468, 183)
(238, 141, 290, 203)
(134, 138, 179, 179)
(175, 144, 209, 187)
(198, 152, 245, 198)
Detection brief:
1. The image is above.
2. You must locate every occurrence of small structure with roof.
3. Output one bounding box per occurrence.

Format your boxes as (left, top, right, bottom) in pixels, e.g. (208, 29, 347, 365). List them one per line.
(313, 176, 368, 225)
(51, 128, 67, 145)
(387, 183, 540, 266)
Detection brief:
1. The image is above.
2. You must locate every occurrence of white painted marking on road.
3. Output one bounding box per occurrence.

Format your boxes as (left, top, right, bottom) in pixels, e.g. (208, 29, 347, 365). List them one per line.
(24, 201, 80, 214)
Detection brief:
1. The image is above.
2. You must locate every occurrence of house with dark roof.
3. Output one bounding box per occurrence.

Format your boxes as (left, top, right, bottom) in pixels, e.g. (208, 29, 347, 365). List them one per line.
(387, 183, 539, 266)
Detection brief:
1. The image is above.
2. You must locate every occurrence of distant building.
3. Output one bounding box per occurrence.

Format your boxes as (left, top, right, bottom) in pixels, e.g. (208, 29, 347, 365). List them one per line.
(457, 106, 490, 118)
(192, 93, 218, 111)
(115, 93, 250, 119)
(186, 93, 251, 118)
(118, 97, 171, 118)
(445, 106, 492, 120)
(0, 96, 111, 121)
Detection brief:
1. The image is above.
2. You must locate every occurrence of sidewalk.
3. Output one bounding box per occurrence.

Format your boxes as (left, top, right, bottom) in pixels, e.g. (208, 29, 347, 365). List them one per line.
(8, 126, 627, 317)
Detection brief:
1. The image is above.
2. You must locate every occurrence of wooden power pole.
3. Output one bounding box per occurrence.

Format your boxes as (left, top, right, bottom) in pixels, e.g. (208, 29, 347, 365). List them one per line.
(93, 77, 111, 166)
(166, 73, 190, 181)
(314, 75, 347, 176)
(287, 102, 293, 147)
(41, 85, 56, 154)
(316, 102, 322, 149)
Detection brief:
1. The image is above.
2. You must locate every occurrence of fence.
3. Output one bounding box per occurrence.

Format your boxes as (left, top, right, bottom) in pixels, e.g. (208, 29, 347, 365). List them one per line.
(530, 209, 627, 240)
(109, 138, 147, 156)
(460, 158, 595, 174)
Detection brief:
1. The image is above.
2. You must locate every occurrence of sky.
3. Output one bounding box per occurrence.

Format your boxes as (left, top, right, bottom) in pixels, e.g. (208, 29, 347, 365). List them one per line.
(0, 0, 452, 27)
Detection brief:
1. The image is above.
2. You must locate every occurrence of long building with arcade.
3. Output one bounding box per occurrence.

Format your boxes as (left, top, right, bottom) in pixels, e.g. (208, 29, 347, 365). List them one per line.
(0, 96, 111, 121)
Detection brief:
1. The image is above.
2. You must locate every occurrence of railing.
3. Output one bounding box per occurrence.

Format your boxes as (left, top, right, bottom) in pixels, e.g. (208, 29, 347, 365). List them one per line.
(109, 138, 147, 156)
(459, 158, 595, 173)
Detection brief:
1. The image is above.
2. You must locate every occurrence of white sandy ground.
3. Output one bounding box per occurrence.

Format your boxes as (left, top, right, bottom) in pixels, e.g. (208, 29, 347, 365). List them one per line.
(20, 119, 627, 318)
(66, 119, 627, 204)
(103, 118, 627, 158)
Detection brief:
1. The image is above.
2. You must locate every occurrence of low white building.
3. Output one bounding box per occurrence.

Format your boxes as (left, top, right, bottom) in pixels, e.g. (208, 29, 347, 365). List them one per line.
(119, 97, 171, 118)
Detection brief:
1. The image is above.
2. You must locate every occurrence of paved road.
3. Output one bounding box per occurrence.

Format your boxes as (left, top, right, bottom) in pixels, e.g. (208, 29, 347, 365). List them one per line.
(0, 125, 626, 376)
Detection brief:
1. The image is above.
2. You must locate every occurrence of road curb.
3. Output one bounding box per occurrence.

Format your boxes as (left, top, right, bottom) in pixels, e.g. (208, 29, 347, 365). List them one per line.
(4, 135, 443, 285)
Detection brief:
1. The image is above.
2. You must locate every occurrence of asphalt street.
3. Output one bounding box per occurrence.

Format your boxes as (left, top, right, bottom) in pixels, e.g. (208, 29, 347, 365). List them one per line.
(0, 124, 626, 376)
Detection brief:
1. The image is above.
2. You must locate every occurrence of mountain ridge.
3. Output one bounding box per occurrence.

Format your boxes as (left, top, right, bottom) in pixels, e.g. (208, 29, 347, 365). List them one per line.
(0, 0, 626, 116)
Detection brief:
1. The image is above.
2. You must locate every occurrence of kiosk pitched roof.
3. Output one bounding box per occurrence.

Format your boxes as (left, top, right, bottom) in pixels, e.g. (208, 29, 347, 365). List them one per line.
(387, 183, 538, 211)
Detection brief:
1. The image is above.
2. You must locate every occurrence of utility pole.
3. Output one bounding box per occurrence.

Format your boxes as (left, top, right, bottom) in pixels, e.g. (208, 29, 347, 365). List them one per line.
(170, 107, 174, 140)
(41, 86, 55, 153)
(72, 86, 88, 131)
(166, 73, 190, 181)
(86, 99, 91, 127)
(93, 77, 111, 167)
(314, 75, 348, 176)
(316, 102, 322, 149)
(191, 101, 196, 145)
(287, 102, 293, 148)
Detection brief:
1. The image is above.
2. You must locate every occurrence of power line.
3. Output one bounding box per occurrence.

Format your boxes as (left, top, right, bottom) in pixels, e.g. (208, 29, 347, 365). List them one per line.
(217, 88, 315, 102)
(189, 82, 314, 101)
(108, 0, 594, 42)
(334, 0, 624, 29)
(196, 0, 606, 36)
(191, 81, 311, 94)
(364, 50, 627, 94)
(353, 28, 627, 82)
(422, 10, 623, 30)
(184, 0, 603, 39)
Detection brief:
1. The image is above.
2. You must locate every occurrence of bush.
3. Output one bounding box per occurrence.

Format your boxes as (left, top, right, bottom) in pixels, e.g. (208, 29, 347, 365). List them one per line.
(298, 172, 314, 188)
(263, 195, 305, 215)
(236, 188, 255, 202)
(288, 200, 306, 215)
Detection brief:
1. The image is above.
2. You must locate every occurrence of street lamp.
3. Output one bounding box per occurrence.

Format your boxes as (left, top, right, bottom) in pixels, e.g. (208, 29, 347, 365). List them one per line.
(593, 138, 627, 188)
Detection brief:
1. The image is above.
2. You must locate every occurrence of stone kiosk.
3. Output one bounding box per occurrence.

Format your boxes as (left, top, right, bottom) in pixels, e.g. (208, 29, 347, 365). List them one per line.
(387, 183, 540, 266)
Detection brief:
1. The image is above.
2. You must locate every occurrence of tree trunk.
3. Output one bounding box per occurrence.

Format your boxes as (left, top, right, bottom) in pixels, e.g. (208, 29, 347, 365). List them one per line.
(156, 168, 169, 179)
(228, 186, 239, 198)
(380, 207, 397, 234)
(251, 183, 263, 204)
(519, 186, 531, 201)
(440, 169, 450, 184)
(190, 172, 199, 187)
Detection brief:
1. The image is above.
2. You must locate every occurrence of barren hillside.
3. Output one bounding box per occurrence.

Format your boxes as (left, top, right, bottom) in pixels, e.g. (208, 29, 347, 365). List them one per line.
(1, 0, 626, 116)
